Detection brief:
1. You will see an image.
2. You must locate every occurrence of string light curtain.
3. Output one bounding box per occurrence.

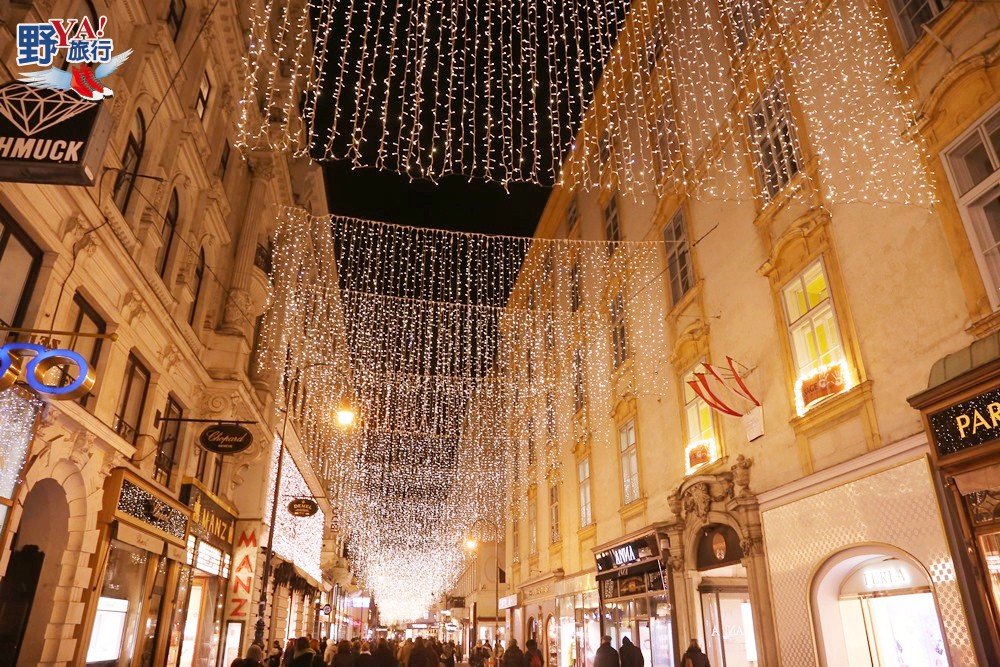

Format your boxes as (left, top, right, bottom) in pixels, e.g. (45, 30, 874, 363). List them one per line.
(260, 206, 669, 621)
(239, 0, 932, 205)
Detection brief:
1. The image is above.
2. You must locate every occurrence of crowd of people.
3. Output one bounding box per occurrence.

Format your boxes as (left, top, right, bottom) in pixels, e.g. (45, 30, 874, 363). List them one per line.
(230, 633, 712, 667)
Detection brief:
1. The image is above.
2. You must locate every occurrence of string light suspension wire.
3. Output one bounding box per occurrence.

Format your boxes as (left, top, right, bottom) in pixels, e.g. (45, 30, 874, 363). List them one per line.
(260, 206, 670, 622)
(239, 0, 933, 205)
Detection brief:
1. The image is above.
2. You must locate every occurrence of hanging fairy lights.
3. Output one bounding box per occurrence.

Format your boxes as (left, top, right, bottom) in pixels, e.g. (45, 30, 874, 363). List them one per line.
(266, 439, 326, 583)
(260, 207, 669, 621)
(239, 0, 932, 206)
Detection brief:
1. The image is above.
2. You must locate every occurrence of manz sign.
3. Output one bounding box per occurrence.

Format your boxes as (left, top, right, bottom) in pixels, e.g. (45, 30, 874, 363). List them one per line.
(288, 498, 319, 517)
(199, 423, 253, 455)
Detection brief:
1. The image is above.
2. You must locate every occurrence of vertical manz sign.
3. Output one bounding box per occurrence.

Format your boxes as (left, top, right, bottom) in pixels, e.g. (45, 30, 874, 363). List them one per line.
(0, 82, 111, 185)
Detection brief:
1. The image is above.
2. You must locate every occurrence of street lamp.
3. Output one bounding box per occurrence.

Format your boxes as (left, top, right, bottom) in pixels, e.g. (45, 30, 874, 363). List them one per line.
(254, 360, 355, 647)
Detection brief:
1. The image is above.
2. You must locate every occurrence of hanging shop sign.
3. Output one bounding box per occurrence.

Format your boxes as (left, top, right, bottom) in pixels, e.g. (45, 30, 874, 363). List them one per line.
(226, 524, 260, 620)
(288, 497, 319, 517)
(2, 17, 131, 184)
(322, 604, 332, 615)
(181, 484, 237, 551)
(695, 524, 743, 571)
(199, 422, 254, 455)
(927, 385, 1000, 458)
(0, 341, 95, 399)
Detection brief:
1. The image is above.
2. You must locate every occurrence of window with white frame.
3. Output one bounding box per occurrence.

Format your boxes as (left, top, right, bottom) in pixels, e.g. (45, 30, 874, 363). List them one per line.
(578, 456, 593, 527)
(782, 260, 847, 391)
(527, 418, 537, 465)
(195, 71, 212, 120)
(945, 107, 1000, 308)
(654, 96, 679, 178)
(749, 79, 800, 203)
(573, 348, 586, 413)
(528, 499, 538, 555)
(611, 292, 629, 369)
(683, 364, 719, 473)
(663, 210, 694, 305)
(604, 192, 621, 253)
(890, 0, 952, 50)
(566, 194, 579, 232)
(549, 483, 560, 543)
(512, 515, 521, 561)
(619, 418, 640, 505)
(727, 0, 767, 52)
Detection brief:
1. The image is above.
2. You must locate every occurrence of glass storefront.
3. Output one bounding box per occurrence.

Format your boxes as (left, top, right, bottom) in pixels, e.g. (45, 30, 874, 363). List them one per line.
(699, 587, 756, 667)
(601, 594, 673, 667)
(86, 540, 152, 667)
(171, 536, 231, 667)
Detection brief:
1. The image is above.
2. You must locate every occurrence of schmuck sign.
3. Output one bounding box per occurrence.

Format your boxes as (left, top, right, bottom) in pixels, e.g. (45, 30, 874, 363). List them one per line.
(199, 423, 254, 455)
(0, 341, 95, 400)
(287, 498, 319, 517)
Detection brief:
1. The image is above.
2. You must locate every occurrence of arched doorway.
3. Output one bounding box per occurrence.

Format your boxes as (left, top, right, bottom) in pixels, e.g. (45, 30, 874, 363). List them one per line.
(545, 615, 557, 667)
(527, 616, 538, 643)
(0, 478, 70, 666)
(811, 546, 948, 666)
(694, 524, 757, 667)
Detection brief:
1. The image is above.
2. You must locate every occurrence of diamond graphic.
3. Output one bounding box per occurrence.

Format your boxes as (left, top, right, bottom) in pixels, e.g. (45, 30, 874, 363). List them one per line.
(0, 83, 96, 137)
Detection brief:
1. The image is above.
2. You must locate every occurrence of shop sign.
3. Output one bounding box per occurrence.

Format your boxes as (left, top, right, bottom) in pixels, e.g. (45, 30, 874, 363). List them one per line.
(3, 16, 130, 185)
(116, 479, 187, 541)
(226, 524, 260, 620)
(0, 341, 96, 400)
(447, 597, 466, 609)
(199, 423, 254, 455)
(288, 497, 319, 517)
(498, 594, 519, 610)
(182, 484, 236, 551)
(695, 525, 743, 571)
(798, 362, 847, 411)
(115, 521, 165, 554)
(928, 386, 1000, 458)
(323, 604, 332, 615)
(595, 535, 658, 572)
(861, 565, 910, 590)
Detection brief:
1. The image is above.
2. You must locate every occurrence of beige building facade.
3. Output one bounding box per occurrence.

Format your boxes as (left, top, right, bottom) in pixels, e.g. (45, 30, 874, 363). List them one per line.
(500, 1, 1000, 667)
(0, 0, 348, 665)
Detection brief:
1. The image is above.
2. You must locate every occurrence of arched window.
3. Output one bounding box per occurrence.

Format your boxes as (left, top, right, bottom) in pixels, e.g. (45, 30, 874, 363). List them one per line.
(157, 191, 179, 277)
(113, 111, 146, 213)
(189, 248, 205, 326)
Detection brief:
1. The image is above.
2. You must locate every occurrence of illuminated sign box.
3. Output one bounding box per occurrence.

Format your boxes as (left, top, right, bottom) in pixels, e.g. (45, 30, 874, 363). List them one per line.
(928, 385, 1000, 458)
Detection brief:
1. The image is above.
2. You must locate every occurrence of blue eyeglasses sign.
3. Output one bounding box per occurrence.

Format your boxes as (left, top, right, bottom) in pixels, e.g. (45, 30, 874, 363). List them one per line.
(0, 342, 96, 400)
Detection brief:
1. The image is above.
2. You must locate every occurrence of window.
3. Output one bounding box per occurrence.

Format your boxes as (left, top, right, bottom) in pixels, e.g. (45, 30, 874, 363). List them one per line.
(219, 140, 231, 179)
(684, 365, 719, 473)
(189, 249, 206, 326)
(573, 349, 586, 413)
(527, 419, 537, 466)
(782, 260, 845, 377)
(157, 191, 179, 278)
(570, 259, 581, 312)
(114, 354, 150, 444)
(611, 292, 629, 369)
(727, 0, 767, 52)
(545, 391, 556, 440)
(599, 131, 612, 165)
(654, 97, 679, 177)
(155, 397, 182, 486)
(196, 448, 222, 495)
(603, 192, 621, 254)
(749, 80, 799, 203)
(528, 500, 538, 556)
(113, 111, 146, 213)
(661, 211, 696, 306)
(619, 418, 640, 505)
(549, 483, 560, 543)
(566, 195, 579, 233)
(195, 71, 212, 120)
(0, 212, 42, 331)
(167, 0, 186, 40)
(512, 516, 520, 561)
(945, 108, 1000, 306)
(65, 294, 106, 406)
(578, 456, 593, 527)
(890, 0, 952, 50)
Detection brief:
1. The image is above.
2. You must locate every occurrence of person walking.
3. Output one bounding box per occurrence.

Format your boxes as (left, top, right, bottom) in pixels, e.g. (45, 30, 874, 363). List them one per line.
(594, 636, 619, 667)
(357, 641, 375, 667)
(290, 637, 325, 667)
(399, 639, 414, 667)
(232, 644, 267, 667)
(442, 642, 456, 667)
(523, 640, 543, 667)
(500, 639, 523, 667)
(374, 639, 396, 667)
(334, 641, 358, 667)
(680, 640, 710, 667)
(409, 637, 430, 667)
(619, 638, 643, 667)
(269, 641, 285, 667)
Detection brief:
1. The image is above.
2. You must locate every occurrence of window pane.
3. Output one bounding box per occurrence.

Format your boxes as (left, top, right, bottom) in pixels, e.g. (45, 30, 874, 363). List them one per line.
(975, 189, 1000, 298)
(953, 134, 994, 193)
(0, 234, 35, 326)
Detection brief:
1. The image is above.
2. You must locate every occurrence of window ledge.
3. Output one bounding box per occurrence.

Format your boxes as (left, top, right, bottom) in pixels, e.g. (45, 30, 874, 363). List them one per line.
(789, 379, 873, 435)
(666, 280, 703, 321)
(619, 497, 647, 521)
(967, 310, 1000, 339)
(753, 170, 812, 229)
(548, 539, 562, 554)
(577, 523, 597, 541)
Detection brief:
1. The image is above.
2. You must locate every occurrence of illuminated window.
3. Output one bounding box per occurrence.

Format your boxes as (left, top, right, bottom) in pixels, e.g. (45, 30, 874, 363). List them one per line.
(684, 365, 719, 473)
(749, 80, 799, 203)
(889, 0, 952, 49)
(663, 210, 694, 305)
(945, 107, 1000, 308)
(782, 260, 845, 375)
(619, 418, 640, 505)
(196, 447, 222, 494)
(528, 500, 538, 556)
(549, 483, 560, 543)
(578, 456, 593, 527)
(511, 515, 520, 562)
(611, 292, 629, 369)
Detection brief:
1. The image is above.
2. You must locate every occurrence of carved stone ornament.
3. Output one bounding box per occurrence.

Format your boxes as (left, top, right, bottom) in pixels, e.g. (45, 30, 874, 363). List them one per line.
(672, 470, 737, 527)
(740, 534, 763, 558)
(666, 555, 685, 573)
(121, 290, 148, 326)
(731, 454, 754, 497)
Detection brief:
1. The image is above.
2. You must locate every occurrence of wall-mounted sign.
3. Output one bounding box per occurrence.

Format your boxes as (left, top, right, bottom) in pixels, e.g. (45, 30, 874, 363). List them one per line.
(695, 524, 743, 571)
(322, 603, 332, 615)
(288, 497, 319, 517)
(928, 385, 1000, 458)
(225, 525, 259, 620)
(498, 594, 519, 610)
(181, 484, 236, 551)
(0, 341, 95, 399)
(595, 535, 658, 572)
(199, 423, 253, 455)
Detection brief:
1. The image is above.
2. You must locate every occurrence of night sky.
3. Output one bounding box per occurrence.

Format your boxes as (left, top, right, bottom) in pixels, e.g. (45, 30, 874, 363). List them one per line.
(322, 161, 550, 237)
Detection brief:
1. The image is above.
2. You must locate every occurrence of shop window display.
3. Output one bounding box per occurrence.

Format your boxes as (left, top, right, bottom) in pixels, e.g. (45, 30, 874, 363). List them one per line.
(86, 540, 150, 666)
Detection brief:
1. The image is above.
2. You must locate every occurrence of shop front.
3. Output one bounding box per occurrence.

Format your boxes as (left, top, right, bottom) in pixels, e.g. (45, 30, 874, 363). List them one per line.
(554, 572, 598, 667)
(593, 529, 674, 667)
(169, 482, 236, 667)
(908, 342, 1000, 664)
(516, 572, 560, 660)
(80, 469, 191, 667)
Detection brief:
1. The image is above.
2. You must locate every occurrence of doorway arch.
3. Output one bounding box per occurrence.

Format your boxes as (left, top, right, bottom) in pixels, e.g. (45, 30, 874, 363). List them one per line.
(1, 478, 70, 666)
(810, 544, 949, 666)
